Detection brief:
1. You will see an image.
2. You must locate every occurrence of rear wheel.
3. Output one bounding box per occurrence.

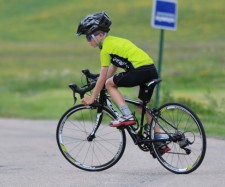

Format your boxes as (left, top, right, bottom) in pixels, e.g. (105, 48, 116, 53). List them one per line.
(56, 104, 126, 171)
(150, 103, 206, 174)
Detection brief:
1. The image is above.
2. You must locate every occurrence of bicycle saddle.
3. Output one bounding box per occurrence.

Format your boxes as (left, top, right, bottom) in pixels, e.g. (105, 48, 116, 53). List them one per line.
(146, 79, 161, 90)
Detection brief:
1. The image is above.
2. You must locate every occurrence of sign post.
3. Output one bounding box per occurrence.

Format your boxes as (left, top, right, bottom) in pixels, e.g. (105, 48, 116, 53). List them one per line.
(151, 0, 178, 107)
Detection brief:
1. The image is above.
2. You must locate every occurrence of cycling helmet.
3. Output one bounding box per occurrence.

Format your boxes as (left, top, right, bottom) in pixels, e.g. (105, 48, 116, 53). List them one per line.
(76, 12, 111, 36)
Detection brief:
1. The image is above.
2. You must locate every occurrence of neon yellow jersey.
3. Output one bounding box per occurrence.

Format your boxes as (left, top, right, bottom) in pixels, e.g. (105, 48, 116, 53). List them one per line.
(100, 36, 154, 70)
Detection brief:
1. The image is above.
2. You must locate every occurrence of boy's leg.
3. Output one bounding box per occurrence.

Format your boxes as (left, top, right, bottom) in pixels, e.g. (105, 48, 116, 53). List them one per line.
(138, 97, 171, 154)
(137, 101, 160, 132)
(105, 77, 136, 127)
(138, 105, 170, 154)
(105, 77, 125, 107)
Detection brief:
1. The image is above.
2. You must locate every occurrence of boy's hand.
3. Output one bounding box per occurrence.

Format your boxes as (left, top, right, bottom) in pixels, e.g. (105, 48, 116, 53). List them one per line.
(82, 97, 94, 105)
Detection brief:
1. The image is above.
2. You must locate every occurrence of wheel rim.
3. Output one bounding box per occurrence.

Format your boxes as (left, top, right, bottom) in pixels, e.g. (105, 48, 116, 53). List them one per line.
(152, 104, 206, 173)
(57, 106, 125, 171)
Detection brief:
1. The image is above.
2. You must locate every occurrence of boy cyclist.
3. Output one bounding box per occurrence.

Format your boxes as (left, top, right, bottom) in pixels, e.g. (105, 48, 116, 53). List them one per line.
(76, 11, 157, 127)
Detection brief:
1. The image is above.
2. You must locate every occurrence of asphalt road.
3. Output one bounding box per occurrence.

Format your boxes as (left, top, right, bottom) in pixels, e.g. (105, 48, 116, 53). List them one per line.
(0, 118, 224, 187)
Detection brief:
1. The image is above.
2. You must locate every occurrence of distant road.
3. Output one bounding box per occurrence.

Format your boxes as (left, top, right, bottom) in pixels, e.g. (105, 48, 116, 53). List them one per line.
(0, 118, 224, 187)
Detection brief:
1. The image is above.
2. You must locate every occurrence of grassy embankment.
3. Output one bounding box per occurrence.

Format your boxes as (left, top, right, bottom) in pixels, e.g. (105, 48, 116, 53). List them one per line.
(0, 0, 224, 137)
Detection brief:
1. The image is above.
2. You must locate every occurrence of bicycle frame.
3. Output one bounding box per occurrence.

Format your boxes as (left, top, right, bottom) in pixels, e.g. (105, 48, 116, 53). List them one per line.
(70, 76, 179, 148)
(106, 94, 181, 146)
(87, 87, 162, 146)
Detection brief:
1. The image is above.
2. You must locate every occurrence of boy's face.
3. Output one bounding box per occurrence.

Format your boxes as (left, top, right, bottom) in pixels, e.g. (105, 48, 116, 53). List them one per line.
(86, 32, 104, 48)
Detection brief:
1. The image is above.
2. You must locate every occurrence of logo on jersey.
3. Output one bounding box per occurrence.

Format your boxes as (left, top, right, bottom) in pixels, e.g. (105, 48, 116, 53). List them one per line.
(110, 54, 134, 70)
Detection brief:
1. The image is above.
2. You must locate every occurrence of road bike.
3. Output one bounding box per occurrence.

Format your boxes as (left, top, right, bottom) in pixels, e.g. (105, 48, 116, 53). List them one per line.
(56, 69, 206, 174)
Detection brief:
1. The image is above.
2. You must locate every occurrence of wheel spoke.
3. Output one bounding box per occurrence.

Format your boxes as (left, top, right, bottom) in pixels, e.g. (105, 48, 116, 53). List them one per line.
(152, 103, 206, 174)
(56, 105, 126, 171)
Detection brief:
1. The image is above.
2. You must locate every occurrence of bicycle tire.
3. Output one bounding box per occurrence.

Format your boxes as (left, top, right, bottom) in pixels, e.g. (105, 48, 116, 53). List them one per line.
(56, 104, 126, 171)
(150, 102, 206, 174)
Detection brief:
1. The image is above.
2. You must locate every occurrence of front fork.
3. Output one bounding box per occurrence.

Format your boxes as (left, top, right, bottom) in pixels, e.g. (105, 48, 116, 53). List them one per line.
(87, 111, 103, 141)
(87, 96, 122, 141)
(86, 90, 119, 142)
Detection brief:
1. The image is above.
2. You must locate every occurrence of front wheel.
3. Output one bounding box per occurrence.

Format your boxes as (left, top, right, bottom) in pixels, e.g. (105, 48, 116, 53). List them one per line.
(56, 104, 126, 171)
(150, 103, 207, 174)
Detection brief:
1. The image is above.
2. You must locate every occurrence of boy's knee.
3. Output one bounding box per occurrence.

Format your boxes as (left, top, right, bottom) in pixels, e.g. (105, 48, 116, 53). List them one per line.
(105, 78, 115, 89)
(105, 79, 110, 89)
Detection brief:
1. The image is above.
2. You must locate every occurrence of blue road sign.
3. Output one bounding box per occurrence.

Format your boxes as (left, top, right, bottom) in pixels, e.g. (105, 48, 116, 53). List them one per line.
(151, 0, 178, 30)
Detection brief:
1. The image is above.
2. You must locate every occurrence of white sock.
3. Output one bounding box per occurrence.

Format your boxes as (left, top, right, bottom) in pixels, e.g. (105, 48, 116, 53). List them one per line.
(119, 105, 132, 116)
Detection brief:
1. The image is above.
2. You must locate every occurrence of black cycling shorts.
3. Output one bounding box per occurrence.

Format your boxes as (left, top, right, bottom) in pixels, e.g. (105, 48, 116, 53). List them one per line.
(113, 64, 158, 101)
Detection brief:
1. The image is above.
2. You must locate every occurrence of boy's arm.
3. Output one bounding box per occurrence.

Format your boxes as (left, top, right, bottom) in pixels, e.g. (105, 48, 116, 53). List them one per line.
(91, 66, 108, 100)
(82, 66, 108, 105)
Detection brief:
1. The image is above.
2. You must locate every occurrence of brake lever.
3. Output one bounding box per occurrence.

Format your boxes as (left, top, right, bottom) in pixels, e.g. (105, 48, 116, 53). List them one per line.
(72, 91, 77, 105)
(82, 69, 99, 81)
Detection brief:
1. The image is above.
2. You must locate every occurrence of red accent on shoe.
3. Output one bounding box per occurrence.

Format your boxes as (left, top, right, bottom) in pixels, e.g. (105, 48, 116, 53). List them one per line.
(110, 120, 136, 127)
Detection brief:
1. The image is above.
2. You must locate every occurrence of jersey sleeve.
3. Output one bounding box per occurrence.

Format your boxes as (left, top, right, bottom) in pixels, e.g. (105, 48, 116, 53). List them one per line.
(100, 50, 111, 67)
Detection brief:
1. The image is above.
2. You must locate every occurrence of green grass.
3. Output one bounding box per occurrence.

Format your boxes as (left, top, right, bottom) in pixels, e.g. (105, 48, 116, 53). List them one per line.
(0, 0, 225, 137)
